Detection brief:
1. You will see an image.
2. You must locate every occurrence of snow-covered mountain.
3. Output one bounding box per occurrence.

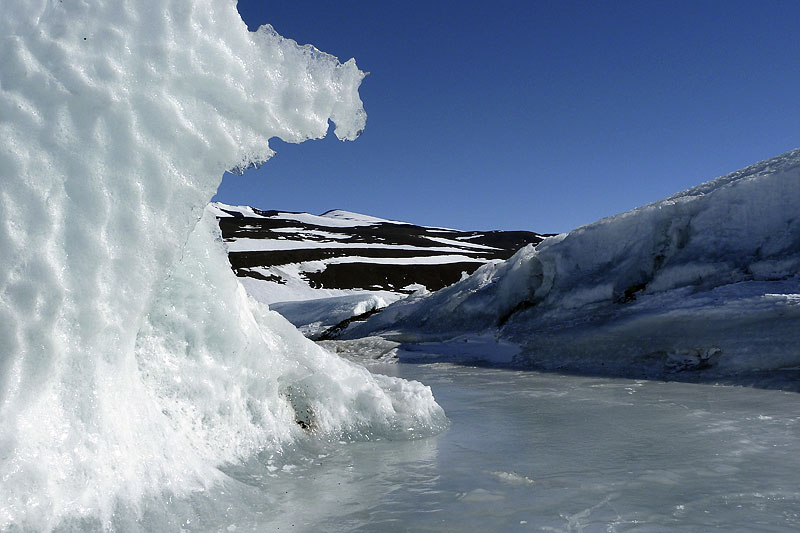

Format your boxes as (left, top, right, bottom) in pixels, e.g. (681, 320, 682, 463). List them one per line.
(209, 202, 546, 337)
(338, 149, 800, 384)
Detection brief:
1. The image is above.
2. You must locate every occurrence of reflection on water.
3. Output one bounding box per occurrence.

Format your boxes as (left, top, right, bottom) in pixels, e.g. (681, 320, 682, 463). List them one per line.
(92, 363, 800, 531)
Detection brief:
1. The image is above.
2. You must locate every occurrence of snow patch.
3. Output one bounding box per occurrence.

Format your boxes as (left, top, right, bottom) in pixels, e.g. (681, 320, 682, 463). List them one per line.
(320, 209, 406, 225)
(270, 292, 404, 338)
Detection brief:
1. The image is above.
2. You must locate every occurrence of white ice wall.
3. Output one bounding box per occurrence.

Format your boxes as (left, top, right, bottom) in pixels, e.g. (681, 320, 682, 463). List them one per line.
(346, 149, 800, 374)
(0, 1, 443, 529)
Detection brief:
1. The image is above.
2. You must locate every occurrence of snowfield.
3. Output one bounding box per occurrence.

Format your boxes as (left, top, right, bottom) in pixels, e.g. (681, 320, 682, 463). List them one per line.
(210, 202, 544, 336)
(342, 148, 800, 381)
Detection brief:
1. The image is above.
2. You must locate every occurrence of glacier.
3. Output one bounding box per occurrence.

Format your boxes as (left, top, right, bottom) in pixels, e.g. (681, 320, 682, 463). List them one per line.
(343, 149, 800, 381)
(0, 1, 444, 529)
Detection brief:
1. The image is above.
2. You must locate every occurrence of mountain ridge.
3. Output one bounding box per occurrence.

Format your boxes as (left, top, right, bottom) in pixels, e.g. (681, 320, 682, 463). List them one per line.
(210, 201, 549, 337)
(211, 202, 549, 301)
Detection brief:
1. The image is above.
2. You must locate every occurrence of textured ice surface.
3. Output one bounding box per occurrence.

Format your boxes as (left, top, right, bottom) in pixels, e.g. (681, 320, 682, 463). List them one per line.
(318, 337, 403, 364)
(155, 363, 800, 531)
(0, 1, 444, 529)
(270, 293, 404, 339)
(346, 149, 800, 377)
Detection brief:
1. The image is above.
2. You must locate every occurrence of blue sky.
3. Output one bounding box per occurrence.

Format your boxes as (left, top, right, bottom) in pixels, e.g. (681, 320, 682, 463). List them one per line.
(214, 0, 800, 233)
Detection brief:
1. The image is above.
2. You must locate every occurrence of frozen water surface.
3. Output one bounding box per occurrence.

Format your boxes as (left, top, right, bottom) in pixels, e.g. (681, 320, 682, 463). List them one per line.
(88, 363, 800, 532)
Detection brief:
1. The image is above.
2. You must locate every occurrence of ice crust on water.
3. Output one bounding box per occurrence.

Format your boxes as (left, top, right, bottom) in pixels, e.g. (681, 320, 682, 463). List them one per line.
(0, 1, 444, 529)
(347, 149, 800, 375)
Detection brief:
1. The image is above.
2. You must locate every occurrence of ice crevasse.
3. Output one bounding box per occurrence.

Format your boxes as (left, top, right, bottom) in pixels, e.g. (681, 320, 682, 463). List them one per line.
(0, 1, 445, 529)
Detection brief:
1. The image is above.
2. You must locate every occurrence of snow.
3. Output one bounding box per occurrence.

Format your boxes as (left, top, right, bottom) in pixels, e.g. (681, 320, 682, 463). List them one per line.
(235, 261, 409, 306)
(211, 203, 520, 321)
(207, 203, 267, 218)
(323, 254, 492, 265)
(270, 293, 405, 338)
(237, 264, 356, 304)
(423, 235, 501, 251)
(344, 148, 800, 378)
(224, 237, 491, 255)
(270, 227, 345, 239)
(321, 209, 407, 224)
(273, 211, 384, 227)
(0, 2, 445, 530)
(208, 202, 542, 322)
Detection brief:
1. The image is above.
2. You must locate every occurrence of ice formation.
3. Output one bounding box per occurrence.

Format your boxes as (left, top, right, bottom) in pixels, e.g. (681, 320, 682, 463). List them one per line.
(0, 1, 444, 529)
(270, 293, 404, 339)
(346, 149, 800, 376)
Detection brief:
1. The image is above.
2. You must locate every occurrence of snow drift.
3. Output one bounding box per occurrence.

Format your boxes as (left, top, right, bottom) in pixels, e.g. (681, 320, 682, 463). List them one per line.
(345, 149, 800, 377)
(0, 1, 444, 529)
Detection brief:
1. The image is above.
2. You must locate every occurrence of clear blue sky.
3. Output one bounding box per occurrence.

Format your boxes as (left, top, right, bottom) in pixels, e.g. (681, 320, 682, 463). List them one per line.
(214, 0, 800, 233)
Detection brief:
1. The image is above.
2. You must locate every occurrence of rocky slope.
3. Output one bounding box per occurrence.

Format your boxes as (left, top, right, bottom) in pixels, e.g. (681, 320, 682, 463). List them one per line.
(209, 202, 547, 337)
